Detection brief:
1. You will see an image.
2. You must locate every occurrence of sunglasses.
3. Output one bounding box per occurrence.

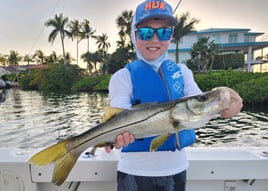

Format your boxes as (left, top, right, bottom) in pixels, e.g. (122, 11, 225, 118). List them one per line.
(135, 27, 173, 41)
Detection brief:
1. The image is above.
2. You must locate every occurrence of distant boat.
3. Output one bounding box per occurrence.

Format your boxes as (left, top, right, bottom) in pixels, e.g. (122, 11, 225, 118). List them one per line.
(0, 79, 15, 103)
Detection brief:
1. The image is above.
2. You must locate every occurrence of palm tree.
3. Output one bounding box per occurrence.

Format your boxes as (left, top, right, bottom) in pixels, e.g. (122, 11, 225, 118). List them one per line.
(7, 50, 22, 66)
(0, 54, 8, 73)
(33, 50, 46, 64)
(116, 10, 133, 48)
(207, 40, 220, 70)
(172, 12, 199, 63)
(92, 51, 102, 74)
(95, 33, 111, 74)
(45, 13, 71, 65)
(96, 33, 111, 53)
(58, 52, 74, 64)
(7, 50, 22, 80)
(100, 52, 109, 75)
(69, 19, 83, 65)
(81, 51, 94, 76)
(46, 51, 58, 64)
(190, 36, 219, 72)
(0, 54, 7, 66)
(24, 54, 34, 72)
(65, 52, 75, 64)
(80, 19, 96, 52)
(116, 35, 127, 48)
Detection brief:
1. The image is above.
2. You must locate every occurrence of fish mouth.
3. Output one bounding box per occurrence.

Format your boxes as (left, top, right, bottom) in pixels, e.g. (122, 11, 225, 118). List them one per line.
(213, 87, 232, 110)
(186, 88, 224, 116)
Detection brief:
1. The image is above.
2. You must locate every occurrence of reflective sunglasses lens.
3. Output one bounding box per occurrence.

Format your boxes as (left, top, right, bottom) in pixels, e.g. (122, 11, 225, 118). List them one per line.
(137, 28, 154, 40)
(157, 28, 173, 41)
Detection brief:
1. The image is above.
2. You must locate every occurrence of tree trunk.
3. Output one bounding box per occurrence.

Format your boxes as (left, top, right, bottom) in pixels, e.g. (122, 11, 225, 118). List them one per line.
(175, 40, 179, 63)
(87, 37, 89, 52)
(76, 38, 79, 65)
(60, 33, 66, 65)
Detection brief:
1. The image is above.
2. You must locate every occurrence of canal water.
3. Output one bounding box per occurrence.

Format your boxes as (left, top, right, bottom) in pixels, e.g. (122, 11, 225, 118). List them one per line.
(0, 89, 267, 150)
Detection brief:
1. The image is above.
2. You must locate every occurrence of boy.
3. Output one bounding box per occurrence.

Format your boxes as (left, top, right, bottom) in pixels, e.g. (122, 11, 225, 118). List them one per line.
(107, 1, 243, 190)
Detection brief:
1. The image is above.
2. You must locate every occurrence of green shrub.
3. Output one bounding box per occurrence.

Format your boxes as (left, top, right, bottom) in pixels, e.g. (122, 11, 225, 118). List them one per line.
(194, 70, 268, 104)
(39, 64, 82, 92)
(72, 76, 100, 92)
(93, 75, 111, 91)
(19, 65, 268, 106)
(19, 73, 35, 90)
(234, 74, 268, 104)
(72, 75, 111, 92)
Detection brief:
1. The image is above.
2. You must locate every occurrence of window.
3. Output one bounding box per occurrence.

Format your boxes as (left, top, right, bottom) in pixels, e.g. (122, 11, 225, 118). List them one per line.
(244, 36, 250, 42)
(245, 35, 255, 42)
(211, 34, 221, 44)
(229, 33, 238, 43)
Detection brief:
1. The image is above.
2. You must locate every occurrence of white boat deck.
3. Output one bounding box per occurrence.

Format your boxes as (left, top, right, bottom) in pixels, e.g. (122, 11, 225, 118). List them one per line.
(1, 147, 268, 191)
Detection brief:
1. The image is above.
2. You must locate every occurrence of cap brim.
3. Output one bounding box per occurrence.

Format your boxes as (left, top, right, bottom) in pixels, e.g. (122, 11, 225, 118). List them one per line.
(135, 14, 178, 27)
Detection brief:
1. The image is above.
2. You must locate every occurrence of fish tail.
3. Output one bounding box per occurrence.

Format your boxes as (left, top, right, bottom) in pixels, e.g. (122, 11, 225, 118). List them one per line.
(29, 139, 81, 186)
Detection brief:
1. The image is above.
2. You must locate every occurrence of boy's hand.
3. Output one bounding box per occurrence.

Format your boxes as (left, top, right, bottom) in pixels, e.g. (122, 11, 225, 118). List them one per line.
(220, 88, 243, 118)
(105, 132, 135, 153)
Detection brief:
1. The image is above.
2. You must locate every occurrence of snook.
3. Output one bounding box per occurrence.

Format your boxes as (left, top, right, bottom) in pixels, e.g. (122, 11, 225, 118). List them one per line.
(29, 87, 235, 186)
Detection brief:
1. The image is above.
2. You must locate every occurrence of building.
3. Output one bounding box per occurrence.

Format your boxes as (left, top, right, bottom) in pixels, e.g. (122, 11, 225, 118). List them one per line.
(0, 67, 7, 76)
(168, 28, 268, 72)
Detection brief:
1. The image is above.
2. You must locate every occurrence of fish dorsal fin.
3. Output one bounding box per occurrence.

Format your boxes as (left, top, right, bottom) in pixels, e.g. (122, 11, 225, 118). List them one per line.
(101, 106, 123, 122)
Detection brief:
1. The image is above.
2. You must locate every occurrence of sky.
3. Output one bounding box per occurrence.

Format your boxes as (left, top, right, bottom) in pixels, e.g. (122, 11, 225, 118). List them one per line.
(1, 0, 268, 68)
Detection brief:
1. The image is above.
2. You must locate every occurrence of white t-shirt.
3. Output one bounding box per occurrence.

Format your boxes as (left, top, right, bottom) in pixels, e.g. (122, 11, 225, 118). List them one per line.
(109, 63, 202, 176)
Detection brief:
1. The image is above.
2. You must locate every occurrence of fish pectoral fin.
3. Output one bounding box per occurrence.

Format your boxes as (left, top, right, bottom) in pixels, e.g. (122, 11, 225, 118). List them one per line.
(102, 107, 124, 122)
(150, 133, 172, 152)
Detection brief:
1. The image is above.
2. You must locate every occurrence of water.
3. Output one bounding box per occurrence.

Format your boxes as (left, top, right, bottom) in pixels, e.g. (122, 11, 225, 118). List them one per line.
(0, 89, 109, 149)
(0, 89, 267, 149)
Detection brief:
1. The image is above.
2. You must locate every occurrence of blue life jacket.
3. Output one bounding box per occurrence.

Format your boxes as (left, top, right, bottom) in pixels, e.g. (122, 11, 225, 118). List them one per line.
(122, 59, 196, 152)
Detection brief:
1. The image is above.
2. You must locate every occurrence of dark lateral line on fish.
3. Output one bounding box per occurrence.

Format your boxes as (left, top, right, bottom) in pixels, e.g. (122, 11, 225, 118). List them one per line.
(70, 104, 176, 151)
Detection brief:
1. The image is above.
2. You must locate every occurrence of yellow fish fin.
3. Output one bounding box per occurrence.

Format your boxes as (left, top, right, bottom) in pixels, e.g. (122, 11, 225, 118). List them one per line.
(29, 140, 70, 165)
(150, 133, 171, 152)
(101, 106, 123, 122)
(29, 139, 81, 186)
(52, 150, 80, 186)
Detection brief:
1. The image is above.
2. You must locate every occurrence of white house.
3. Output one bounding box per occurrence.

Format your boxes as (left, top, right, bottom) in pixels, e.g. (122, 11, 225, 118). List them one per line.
(168, 28, 268, 72)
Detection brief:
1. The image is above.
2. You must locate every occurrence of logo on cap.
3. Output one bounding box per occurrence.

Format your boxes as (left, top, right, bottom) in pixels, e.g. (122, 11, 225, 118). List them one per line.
(145, 1, 166, 11)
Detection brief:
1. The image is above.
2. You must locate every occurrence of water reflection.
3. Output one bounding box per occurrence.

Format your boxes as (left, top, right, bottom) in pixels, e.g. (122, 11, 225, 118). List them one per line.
(195, 108, 268, 147)
(0, 89, 109, 149)
(0, 89, 267, 149)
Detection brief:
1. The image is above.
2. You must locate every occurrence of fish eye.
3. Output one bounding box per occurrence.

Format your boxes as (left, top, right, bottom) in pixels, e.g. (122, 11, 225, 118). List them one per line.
(197, 94, 208, 102)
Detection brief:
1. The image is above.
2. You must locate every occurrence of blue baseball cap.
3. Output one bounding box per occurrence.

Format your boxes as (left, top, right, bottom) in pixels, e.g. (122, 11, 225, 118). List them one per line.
(133, 0, 178, 27)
